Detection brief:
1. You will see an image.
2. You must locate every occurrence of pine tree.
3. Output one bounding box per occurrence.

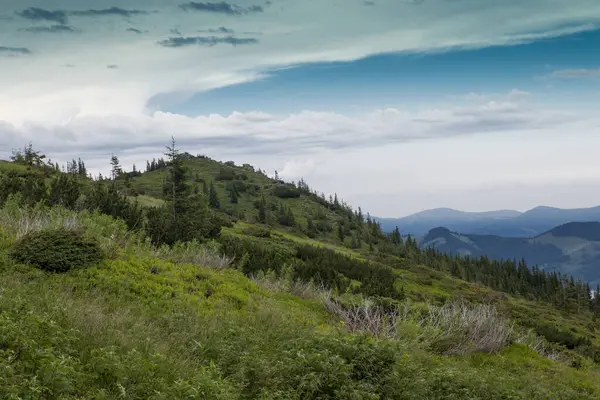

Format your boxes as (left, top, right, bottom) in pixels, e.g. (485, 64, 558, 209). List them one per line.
(209, 181, 220, 209)
(258, 197, 267, 224)
(110, 154, 122, 180)
(337, 222, 345, 241)
(164, 136, 188, 221)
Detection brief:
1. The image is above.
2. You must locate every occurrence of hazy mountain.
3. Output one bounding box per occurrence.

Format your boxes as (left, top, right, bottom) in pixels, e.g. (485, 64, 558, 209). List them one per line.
(420, 222, 600, 284)
(377, 205, 600, 237)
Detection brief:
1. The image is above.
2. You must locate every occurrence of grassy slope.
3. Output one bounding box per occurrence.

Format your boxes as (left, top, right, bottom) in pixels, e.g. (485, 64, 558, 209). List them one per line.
(129, 156, 600, 350)
(129, 156, 345, 241)
(2, 226, 600, 399)
(3, 157, 600, 397)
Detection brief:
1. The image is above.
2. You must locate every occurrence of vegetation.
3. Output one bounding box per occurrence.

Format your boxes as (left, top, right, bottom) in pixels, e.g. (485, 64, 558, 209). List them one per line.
(9, 228, 104, 273)
(2, 142, 600, 398)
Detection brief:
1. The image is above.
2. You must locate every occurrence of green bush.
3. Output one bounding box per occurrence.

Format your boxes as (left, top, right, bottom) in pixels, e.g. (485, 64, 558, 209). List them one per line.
(272, 185, 301, 198)
(243, 225, 272, 238)
(9, 228, 104, 272)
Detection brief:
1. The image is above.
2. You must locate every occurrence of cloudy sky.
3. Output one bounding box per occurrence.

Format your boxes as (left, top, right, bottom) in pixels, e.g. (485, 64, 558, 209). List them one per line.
(1, 0, 600, 217)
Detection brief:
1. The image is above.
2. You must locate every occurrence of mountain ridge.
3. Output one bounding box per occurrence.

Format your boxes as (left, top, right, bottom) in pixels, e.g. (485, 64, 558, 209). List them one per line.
(420, 221, 600, 284)
(377, 205, 600, 237)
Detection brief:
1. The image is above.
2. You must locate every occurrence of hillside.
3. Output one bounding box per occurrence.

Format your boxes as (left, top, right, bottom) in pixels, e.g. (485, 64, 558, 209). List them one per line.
(421, 222, 600, 284)
(378, 205, 600, 237)
(4, 149, 600, 398)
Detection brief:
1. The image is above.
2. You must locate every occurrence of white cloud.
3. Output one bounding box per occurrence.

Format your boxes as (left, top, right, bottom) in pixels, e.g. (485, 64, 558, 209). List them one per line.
(2, 1, 600, 215)
(1, 0, 600, 125)
(550, 68, 600, 79)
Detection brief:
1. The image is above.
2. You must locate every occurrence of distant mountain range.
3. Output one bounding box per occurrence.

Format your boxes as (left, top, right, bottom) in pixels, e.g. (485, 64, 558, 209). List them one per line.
(376, 205, 600, 237)
(419, 222, 600, 285)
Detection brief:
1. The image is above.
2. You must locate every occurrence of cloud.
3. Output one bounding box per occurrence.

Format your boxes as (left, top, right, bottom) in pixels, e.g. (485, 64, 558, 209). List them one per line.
(126, 28, 147, 34)
(201, 26, 235, 33)
(363, 1, 376, 5)
(0, 92, 586, 160)
(21, 25, 77, 34)
(179, 2, 264, 15)
(16, 7, 68, 24)
(170, 28, 182, 35)
(69, 7, 149, 18)
(16, 6, 149, 25)
(0, 46, 32, 56)
(507, 89, 531, 99)
(158, 35, 259, 47)
(550, 68, 600, 79)
(107, 65, 119, 69)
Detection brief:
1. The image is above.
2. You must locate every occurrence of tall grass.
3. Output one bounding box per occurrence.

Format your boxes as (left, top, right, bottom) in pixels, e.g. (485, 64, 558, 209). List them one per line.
(143, 240, 232, 270)
(323, 297, 514, 355)
(418, 301, 514, 355)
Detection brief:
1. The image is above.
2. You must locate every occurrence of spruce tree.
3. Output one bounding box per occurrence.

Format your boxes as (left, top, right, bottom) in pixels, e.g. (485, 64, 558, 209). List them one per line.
(209, 181, 220, 209)
(164, 136, 188, 220)
(110, 154, 122, 180)
(258, 197, 267, 224)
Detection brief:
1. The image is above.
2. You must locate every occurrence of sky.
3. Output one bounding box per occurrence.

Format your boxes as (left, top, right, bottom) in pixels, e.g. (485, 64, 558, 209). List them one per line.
(1, 0, 600, 217)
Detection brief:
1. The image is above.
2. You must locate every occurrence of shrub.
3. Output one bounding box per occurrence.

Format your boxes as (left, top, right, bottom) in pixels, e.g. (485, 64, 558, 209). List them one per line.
(9, 228, 104, 272)
(535, 324, 590, 349)
(243, 225, 272, 238)
(272, 185, 301, 199)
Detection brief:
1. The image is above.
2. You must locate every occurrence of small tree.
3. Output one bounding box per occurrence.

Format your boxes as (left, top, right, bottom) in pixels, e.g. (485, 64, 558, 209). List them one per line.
(209, 181, 220, 209)
(258, 196, 267, 224)
(110, 154, 122, 180)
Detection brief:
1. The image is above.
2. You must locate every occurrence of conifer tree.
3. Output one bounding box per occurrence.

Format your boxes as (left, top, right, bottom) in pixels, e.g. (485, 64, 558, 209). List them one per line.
(209, 181, 220, 209)
(110, 154, 122, 180)
(164, 136, 188, 221)
(258, 196, 267, 224)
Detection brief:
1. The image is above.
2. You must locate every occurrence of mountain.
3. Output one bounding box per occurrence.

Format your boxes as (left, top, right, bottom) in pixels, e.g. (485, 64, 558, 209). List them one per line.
(377, 205, 600, 237)
(421, 221, 600, 284)
(4, 150, 600, 397)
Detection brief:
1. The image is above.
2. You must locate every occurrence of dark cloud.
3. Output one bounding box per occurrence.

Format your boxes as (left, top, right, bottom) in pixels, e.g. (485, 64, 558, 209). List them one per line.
(106, 65, 119, 69)
(363, 1, 375, 5)
(170, 28, 182, 35)
(198, 26, 235, 33)
(126, 28, 147, 34)
(179, 2, 264, 15)
(158, 35, 259, 47)
(69, 7, 148, 17)
(21, 25, 77, 33)
(0, 46, 32, 56)
(62, 64, 76, 68)
(17, 7, 68, 24)
(16, 6, 150, 25)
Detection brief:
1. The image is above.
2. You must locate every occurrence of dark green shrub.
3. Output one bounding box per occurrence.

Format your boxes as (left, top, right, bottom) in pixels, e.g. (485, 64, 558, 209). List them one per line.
(535, 324, 590, 349)
(9, 228, 104, 273)
(272, 185, 301, 198)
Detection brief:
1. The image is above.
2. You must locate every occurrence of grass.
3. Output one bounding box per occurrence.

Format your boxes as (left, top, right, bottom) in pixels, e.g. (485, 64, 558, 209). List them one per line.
(3, 200, 600, 397)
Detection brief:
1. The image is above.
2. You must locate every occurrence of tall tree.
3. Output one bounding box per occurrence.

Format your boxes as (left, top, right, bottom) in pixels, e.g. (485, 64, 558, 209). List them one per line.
(208, 181, 220, 209)
(164, 136, 188, 221)
(110, 154, 122, 180)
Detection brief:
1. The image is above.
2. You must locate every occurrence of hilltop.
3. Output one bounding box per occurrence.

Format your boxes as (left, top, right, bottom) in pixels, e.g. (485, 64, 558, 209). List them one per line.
(3, 144, 600, 398)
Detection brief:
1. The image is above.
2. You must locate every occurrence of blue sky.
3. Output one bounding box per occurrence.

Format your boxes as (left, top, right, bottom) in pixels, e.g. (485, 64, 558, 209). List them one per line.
(1, 0, 600, 216)
(163, 27, 600, 116)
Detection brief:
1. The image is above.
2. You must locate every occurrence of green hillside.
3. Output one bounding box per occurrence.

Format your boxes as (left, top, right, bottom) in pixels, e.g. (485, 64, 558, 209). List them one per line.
(3, 145, 600, 398)
(421, 223, 600, 285)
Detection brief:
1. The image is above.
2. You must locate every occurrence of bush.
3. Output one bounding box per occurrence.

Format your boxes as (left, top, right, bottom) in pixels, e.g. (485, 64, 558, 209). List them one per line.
(535, 324, 590, 349)
(243, 225, 272, 238)
(9, 228, 104, 272)
(272, 185, 301, 199)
